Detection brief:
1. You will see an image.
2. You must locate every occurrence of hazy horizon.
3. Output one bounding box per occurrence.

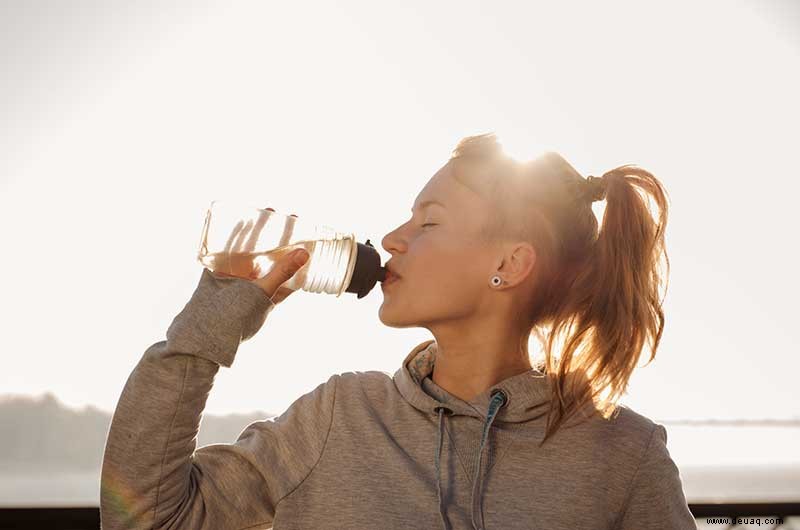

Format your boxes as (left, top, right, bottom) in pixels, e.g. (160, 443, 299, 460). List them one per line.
(3, 389, 799, 424)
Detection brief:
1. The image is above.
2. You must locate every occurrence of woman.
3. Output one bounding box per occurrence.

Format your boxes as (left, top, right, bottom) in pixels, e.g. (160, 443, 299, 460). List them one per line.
(101, 133, 697, 529)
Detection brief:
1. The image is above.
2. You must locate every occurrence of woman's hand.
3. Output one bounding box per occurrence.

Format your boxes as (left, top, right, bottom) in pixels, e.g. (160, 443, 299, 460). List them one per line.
(252, 248, 309, 305)
(210, 208, 309, 305)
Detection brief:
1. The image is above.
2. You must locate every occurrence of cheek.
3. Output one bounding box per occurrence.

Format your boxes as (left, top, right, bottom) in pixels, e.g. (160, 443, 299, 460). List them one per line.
(412, 238, 483, 288)
(410, 238, 453, 274)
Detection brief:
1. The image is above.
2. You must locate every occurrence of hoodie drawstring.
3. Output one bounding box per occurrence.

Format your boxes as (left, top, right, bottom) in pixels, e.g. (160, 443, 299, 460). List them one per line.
(435, 406, 451, 530)
(434, 390, 508, 530)
(470, 390, 507, 530)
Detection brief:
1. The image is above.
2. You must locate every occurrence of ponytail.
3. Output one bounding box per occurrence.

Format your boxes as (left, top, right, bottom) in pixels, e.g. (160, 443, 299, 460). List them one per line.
(537, 165, 670, 445)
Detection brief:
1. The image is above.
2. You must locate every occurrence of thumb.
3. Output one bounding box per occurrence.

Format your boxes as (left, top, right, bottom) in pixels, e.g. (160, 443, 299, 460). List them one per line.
(254, 248, 309, 298)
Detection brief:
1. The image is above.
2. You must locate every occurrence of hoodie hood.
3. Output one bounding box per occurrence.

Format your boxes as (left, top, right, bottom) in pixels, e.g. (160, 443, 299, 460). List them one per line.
(392, 339, 554, 530)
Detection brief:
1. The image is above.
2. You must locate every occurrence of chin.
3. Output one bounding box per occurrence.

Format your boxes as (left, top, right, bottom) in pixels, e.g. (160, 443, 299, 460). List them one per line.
(378, 303, 419, 329)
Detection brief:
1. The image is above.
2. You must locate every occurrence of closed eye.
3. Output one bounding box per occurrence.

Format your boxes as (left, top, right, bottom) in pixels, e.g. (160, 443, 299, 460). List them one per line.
(421, 223, 437, 228)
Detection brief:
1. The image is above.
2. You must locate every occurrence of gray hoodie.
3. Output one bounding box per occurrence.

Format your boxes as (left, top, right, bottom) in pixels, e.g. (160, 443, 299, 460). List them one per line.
(101, 268, 697, 529)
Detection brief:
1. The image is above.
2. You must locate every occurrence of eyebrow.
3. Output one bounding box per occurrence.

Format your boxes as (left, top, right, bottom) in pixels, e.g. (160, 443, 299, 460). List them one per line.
(410, 200, 446, 213)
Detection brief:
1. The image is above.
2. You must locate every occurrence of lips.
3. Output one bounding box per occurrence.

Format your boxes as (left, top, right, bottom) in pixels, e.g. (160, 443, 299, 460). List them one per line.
(383, 270, 401, 286)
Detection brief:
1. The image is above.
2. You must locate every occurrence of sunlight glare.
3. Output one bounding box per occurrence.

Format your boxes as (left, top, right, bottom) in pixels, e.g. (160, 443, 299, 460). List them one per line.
(495, 130, 546, 163)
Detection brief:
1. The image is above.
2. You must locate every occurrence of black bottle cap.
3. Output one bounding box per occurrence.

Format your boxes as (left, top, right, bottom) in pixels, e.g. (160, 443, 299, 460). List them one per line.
(345, 239, 387, 299)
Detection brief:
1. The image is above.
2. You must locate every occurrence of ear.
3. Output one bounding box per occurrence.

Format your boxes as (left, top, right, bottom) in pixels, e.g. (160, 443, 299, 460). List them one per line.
(497, 242, 537, 287)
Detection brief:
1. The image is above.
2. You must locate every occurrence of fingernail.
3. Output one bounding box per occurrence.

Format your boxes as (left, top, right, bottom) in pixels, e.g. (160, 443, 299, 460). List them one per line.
(293, 249, 309, 265)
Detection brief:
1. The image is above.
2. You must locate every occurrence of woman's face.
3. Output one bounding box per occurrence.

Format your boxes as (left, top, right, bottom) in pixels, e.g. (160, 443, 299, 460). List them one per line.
(379, 161, 499, 329)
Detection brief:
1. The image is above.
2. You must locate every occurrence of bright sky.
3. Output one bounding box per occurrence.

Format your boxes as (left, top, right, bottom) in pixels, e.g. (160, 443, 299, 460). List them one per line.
(1, 0, 798, 423)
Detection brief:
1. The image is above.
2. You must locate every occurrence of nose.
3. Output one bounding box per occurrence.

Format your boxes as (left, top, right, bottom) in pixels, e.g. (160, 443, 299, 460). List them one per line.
(381, 226, 405, 256)
(381, 232, 394, 255)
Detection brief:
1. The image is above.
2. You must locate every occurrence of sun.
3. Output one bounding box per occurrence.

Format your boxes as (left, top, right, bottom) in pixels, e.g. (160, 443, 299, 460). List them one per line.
(493, 131, 547, 163)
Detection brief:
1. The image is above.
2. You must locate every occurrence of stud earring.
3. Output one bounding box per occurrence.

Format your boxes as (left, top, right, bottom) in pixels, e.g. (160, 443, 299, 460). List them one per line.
(490, 275, 502, 287)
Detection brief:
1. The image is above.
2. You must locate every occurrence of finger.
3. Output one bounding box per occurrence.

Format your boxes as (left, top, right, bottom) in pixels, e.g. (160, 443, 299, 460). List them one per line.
(244, 209, 270, 251)
(223, 219, 245, 254)
(276, 213, 298, 249)
(231, 218, 254, 253)
(254, 248, 309, 298)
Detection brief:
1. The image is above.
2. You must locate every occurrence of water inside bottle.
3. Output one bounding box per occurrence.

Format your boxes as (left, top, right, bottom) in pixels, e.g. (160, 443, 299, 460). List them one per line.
(199, 240, 315, 291)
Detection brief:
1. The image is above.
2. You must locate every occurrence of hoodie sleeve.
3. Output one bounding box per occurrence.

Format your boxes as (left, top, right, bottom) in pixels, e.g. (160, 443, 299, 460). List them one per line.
(100, 268, 338, 530)
(614, 424, 698, 530)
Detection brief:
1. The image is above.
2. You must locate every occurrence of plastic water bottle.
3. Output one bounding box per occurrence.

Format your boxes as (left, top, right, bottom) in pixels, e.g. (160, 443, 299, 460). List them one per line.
(197, 200, 387, 298)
